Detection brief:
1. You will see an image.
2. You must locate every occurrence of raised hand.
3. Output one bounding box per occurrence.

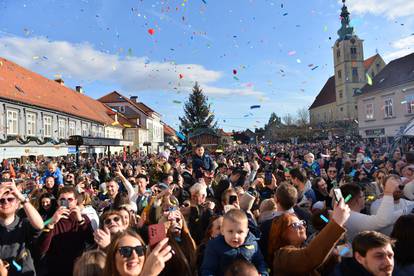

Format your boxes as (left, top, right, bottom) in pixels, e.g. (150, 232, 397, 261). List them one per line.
(331, 198, 350, 227)
(141, 238, 173, 276)
(94, 227, 111, 249)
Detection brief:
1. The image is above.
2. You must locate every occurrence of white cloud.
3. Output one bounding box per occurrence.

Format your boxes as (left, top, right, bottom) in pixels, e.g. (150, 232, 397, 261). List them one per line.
(341, 0, 414, 19)
(0, 35, 264, 97)
(384, 35, 414, 61)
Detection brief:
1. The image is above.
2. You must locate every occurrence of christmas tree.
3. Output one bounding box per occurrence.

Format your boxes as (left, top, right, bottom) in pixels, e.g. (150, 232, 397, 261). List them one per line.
(179, 82, 217, 135)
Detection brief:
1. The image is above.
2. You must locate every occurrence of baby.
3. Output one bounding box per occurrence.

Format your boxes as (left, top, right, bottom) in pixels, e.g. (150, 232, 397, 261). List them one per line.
(201, 209, 268, 276)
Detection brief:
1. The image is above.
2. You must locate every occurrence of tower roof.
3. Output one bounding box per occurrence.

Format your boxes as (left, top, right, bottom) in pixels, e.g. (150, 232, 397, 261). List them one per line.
(337, 0, 355, 41)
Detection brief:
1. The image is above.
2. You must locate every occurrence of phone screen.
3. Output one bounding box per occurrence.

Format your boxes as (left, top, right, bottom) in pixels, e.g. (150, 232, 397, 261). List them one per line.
(148, 223, 166, 249)
(60, 199, 69, 208)
(229, 195, 237, 205)
(333, 188, 343, 202)
(264, 171, 272, 185)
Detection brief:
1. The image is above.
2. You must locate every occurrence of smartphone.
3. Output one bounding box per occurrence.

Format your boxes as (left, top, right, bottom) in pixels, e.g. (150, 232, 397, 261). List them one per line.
(333, 188, 343, 202)
(148, 223, 166, 249)
(60, 199, 69, 208)
(229, 195, 238, 205)
(264, 171, 272, 186)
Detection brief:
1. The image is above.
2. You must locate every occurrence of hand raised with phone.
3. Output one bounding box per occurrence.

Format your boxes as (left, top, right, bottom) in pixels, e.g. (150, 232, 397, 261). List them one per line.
(141, 238, 173, 276)
(50, 207, 71, 225)
(331, 198, 350, 227)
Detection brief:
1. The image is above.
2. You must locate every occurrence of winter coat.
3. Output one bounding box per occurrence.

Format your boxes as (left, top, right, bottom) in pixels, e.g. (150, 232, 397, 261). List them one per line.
(192, 154, 214, 179)
(273, 221, 345, 276)
(330, 257, 373, 276)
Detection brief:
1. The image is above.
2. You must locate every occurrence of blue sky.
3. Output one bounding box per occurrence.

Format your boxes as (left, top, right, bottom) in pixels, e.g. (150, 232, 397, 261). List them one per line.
(0, 0, 413, 131)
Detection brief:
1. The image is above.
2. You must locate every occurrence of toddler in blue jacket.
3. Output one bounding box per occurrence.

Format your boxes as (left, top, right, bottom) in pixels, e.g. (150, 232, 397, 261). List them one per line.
(200, 209, 269, 276)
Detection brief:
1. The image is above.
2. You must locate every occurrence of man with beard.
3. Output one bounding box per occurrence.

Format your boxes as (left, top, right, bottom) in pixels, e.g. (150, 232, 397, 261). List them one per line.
(331, 231, 394, 276)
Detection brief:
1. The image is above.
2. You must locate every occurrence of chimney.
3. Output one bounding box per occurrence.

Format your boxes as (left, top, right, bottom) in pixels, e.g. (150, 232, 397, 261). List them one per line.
(130, 96, 138, 102)
(75, 86, 84, 94)
(54, 78, 65, 86)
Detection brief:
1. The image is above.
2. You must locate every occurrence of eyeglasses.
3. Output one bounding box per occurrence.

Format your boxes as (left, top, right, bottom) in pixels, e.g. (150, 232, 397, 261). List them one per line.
(0, 197, 16, 205)
(289, 220, 306, 229)
(118, 245, 146, 258)
(104, 216, 121, 225)
(328, 170, 337, 173)
(59, 197, 75, 202)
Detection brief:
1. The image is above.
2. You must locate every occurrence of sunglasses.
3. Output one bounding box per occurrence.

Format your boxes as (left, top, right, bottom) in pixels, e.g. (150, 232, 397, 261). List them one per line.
(104, 216, 121, 225)
(118, 245, 146, 258)
(289, 220, 306, 229)
(0, 197, 16, 205)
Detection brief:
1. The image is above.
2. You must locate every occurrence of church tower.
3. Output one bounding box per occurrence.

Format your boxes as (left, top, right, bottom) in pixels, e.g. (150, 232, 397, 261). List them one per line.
(333, 0, 365, 121)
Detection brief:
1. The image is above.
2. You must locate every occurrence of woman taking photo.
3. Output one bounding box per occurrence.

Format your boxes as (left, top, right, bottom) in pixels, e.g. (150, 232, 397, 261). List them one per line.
(94, 210, 128, 250)
(268, 199, 350, 275)
(104, 229, 172, 276)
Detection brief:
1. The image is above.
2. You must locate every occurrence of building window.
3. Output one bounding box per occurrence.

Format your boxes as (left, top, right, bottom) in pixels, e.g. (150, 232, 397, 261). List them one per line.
(91, 125, 97, 137)
(352, 67, 359, 82)
(339, 90, 343, 99)
(58, 118, 66, 138)
(97, 126, 104, 137)
(350, 47, 357, 59)
(384, 99, 393, 118)
(6, 109, 18, 135)
(338, 70, 342, 80)
(365, 103, 374, 119)
(336, 49, 340, 58)
(43, 115, 52, 137)
(119, 106, 125, 113)
(69, 121, 76, 136)
(82, 123, 89, 136)
(340, 107, 343, 112)
(405, 95, 414, 114)
(26, 112, 36, 136)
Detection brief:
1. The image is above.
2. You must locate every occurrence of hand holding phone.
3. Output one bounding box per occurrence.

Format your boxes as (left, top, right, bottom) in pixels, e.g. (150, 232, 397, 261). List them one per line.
(333, 188, 343, 203)
(148, 223, 166, 249)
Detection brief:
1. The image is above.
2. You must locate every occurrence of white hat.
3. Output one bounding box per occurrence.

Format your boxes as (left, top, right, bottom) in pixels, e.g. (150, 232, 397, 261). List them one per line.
(403, 182, 414, 200)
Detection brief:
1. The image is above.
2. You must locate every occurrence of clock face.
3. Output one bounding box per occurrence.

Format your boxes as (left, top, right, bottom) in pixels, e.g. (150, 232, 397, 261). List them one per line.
(350, 38, 356, 44)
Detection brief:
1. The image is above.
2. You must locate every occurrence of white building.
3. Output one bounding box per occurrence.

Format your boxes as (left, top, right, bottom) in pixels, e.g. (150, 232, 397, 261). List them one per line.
(98, 92, 164, 153)
(0, 57, 128, 159)
(356, 52, 414, 142)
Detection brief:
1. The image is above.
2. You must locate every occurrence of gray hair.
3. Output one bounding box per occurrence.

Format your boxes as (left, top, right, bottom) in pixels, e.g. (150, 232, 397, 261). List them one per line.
(189, 182, 207, 196)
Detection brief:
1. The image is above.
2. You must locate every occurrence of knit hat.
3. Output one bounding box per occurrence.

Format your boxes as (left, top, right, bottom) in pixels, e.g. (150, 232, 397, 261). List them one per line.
(159, 151, 169, 160)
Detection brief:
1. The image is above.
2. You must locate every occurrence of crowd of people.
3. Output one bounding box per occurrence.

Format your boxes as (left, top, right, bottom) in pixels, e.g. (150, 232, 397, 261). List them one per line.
(1, 140, 414, 276)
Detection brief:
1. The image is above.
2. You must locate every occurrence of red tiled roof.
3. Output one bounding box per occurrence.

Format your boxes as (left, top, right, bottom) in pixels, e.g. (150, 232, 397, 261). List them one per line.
(98, 91, 158, 116)
(98, 92, 125, 103)
(361, 52, 414, 94)
(309, 76, 336, 110)
(0, 57, 115, 125)
(164, 124, 176, 136)
(363, 54, 379, 70)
